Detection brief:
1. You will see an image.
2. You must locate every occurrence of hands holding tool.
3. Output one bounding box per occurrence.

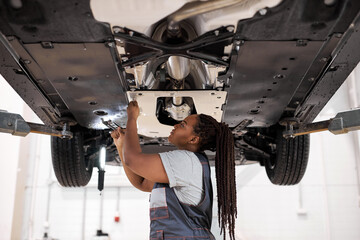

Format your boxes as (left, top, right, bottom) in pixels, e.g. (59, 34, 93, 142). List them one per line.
(111, 101, 139, 148)
(110, 100, 165, 191)
(111, 127, 126, 149)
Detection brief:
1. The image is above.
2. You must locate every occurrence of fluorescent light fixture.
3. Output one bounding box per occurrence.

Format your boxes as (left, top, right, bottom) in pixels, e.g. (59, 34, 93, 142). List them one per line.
(100, 146, 106, 170)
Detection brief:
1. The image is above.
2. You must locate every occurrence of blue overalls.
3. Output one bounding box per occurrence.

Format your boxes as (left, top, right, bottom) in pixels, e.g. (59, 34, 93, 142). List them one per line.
(149, 152, 215, 239)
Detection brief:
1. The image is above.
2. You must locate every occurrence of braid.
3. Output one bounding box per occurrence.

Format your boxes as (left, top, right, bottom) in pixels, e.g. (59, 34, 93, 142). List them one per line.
(194, 114, 237, 240)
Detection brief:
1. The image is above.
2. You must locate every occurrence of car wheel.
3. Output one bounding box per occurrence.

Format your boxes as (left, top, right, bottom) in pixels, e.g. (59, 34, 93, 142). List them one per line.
(51, 131, 93, 187)
(265, 132, 310, 185)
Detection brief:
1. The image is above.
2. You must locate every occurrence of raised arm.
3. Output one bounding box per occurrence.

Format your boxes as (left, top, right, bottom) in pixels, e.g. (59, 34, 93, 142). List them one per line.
(111, 128, 154, 192)
(122, 101, 169, 184)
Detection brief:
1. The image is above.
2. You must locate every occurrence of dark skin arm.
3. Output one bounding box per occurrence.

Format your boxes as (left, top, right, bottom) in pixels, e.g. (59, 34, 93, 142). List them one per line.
(111, 128, 154, 192)
(111, 101, 169, 192)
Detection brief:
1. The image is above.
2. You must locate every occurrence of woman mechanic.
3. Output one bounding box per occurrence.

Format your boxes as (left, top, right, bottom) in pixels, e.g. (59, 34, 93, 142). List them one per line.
(111, 101, 237, 240)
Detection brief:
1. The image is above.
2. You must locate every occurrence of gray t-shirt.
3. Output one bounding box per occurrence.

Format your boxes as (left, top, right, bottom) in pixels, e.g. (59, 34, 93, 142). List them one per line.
(159, 150, 203, 205)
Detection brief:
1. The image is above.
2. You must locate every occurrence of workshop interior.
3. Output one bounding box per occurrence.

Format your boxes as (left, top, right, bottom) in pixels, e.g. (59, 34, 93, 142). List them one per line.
(0, 0, 360, 239)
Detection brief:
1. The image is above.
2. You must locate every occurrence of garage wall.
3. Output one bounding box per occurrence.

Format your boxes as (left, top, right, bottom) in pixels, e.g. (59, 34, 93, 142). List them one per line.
(0, 75, 23, 240)
(0, 74, 43, 240)
(1, 63, 360, 240)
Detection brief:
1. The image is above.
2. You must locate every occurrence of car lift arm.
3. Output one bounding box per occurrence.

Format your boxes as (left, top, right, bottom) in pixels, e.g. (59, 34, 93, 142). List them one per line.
(0, 110, 72, 138)
(283, 109, 360, 138)
(0, 110, 109, 191)
(2, 107, 359, 140)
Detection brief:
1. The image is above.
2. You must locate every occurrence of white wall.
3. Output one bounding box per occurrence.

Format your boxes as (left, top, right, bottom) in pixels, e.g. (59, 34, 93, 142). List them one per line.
(0, 63, 360, 240)
(0, 75, 23, 240)
(0, 74, 43, 240)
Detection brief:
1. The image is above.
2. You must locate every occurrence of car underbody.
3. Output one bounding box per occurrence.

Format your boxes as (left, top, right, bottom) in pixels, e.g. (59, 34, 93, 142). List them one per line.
(0, 0, 359, 186)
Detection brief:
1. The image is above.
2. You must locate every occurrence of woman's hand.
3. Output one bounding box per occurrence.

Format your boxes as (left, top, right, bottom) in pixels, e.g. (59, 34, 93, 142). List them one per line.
(127, 101, 140, 121)
(111, 127, 126, 149)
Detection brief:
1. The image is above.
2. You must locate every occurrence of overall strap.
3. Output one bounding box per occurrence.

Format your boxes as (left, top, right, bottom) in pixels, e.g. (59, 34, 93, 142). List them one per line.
(194, 152, 209, 164)
(150, 151, 214, 239)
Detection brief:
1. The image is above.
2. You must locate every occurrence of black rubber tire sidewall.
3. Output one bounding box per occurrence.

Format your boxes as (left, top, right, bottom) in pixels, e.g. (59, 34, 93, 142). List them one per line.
(265, 132, 310, 185)
(51, 131, 93, 187)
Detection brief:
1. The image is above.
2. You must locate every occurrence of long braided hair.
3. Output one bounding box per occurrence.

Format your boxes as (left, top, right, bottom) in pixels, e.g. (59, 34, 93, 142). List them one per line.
(193, 114, 237, 240)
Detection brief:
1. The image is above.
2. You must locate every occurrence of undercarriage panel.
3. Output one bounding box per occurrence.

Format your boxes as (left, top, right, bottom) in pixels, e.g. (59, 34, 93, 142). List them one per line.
(223, 41, 324, 127)
(23, 43, 128, 129)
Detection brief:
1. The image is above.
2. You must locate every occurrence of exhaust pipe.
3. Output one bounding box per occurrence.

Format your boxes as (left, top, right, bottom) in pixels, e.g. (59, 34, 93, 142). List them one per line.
(166, 56, 191, 81)
(166, 56, 190, 107)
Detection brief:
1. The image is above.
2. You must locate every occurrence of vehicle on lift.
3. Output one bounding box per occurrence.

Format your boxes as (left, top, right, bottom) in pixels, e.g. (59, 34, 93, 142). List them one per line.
(0, 0, 359, 187)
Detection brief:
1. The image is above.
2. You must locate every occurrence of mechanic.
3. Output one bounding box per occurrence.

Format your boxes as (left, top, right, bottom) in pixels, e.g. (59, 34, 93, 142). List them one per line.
(111, 101, 237, 240)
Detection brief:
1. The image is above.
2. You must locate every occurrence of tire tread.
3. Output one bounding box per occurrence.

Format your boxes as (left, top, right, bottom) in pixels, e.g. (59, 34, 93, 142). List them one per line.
(265, 132, 310, 186)
(51, 132, 93, 187)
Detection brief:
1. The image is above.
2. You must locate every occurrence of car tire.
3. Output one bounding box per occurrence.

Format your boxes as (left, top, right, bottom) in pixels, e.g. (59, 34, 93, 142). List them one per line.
(265, 132, 310, 185)
(51, 131, 93, 187)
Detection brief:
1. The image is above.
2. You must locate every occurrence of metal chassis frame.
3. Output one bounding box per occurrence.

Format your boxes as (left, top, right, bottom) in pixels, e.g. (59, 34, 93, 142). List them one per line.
(113, 25, 235, 67)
